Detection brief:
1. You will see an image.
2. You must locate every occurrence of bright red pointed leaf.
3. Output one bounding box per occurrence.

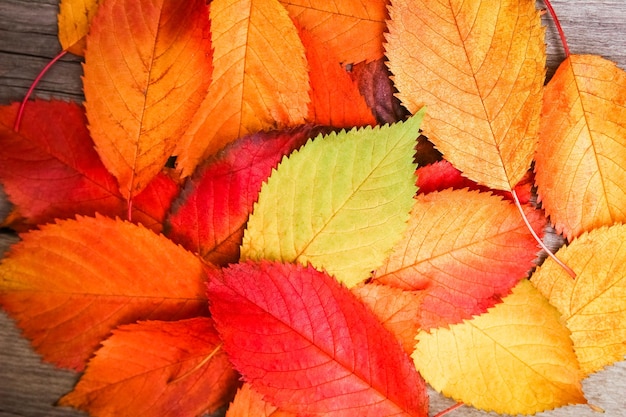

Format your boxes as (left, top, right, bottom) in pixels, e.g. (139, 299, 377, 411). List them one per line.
(299, 27, 376, 128)
(207, 261, 428, 417)
(351, 283, 424, 354)
(165, 126, 324, 265)
(416, 160, 533, 204)
(60, 318, 239, 417)
(0, 101, 178, 232)
(0, 215, 208, 370)
(375, 189, 545, 330)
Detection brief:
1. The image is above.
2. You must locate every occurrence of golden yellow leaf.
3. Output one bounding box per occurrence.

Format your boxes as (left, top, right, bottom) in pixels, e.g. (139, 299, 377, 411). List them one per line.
(57, 0, 100, 55)
(279, 0, 388, 64)
(83, 0, 212, 199)
(176, 0, 310, 177)
(535, 55, 626, 240)
(385, 0, 545, 191)
(413, 280, 585, 415)
(531, 224, 626, 375)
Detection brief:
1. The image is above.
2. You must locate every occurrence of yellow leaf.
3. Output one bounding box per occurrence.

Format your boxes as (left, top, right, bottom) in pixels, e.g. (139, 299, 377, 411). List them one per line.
(385, 0, 545, 191)
(279, 0, 388, 64)
(241, 110, 424, 287)
(413, 280, 585, 415)
(176, 0, 310, 177)
(83, 0, 212, 199)
(57, 0, 100, 55)
(535, 55, 626, 240)
(531, 224, 626, 375)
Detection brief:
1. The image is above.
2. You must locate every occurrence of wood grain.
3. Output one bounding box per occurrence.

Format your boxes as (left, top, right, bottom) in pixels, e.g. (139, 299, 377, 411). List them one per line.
(1, 1, 625, 416)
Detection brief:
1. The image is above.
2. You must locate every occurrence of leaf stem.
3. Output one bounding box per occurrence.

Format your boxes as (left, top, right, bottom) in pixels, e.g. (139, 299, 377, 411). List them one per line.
(543, 0, 571, 57)
(433, 402, 464, 417)
(511, 189, 576, 278)
(14, 49, 69, 132)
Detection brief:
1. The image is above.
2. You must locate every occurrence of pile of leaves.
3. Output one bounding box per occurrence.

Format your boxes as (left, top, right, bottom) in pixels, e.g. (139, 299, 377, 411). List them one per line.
(1, 0, 625, 415)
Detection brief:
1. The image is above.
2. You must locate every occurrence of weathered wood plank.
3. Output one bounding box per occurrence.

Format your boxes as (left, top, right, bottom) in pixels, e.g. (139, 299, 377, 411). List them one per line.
(1, 0, 625, 416)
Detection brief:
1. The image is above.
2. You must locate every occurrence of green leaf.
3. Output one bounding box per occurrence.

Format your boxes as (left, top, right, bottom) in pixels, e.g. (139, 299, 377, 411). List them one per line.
(241, 109, 425, 287)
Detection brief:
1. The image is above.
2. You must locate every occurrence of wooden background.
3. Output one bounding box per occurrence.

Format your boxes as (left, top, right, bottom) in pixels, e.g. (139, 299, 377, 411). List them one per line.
(1, 0, 625, 416)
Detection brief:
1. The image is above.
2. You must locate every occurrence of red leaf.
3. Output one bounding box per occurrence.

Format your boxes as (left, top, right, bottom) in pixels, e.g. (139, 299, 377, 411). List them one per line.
(60, 318, 239, 417)
(299, 27, 376, 128)
(207, 261, 428, 417)
(0, 101, 177, 232)
(165, 126, 324, 265)
(416, 160, 534, 204)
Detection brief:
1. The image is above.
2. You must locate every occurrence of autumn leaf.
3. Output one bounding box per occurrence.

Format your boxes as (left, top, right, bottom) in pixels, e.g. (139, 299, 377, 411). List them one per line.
(0, 215, 208, 370)
(177, 0, 310, 177)
(299, 27, 376, 128)
(207, 261, 428, 417)
(0, 100, 178, 232)
(165, 125, 324, 265)
(375, 189, 545, 330)
(351, 283, 423, 354)
(385, 0, 545, 191)
(349, 59, 408, 124)
(415, 160, 534, 204)
(83, 0, 212, 199)
(413, 279, 585, 415)
(227, 383, 295, 417)
(280, 0, 388, 65)
(59, 318, 238, 416)
(535, 54, 626, 240)
(57, 0, 100, 55)
(241, 110, 424, 287)
(531, 224, 626, 375)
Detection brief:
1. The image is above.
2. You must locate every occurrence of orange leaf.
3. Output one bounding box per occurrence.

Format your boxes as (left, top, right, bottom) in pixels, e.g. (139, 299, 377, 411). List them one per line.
(57, 0, 100, 55)
(227, 383, 296, 417)
(177, 0, 310, 177)
(280, 0, 388, 64)
(299, 27, 376, 128)
(0, 215, 208, 370)
(351, 283, 423, 354)
(535, 54, 626, 240)
(385, 0, 546, 191)
(60, 318, 239, 416)
(375, 189, 545, 330)
(83, 0, 212, 199)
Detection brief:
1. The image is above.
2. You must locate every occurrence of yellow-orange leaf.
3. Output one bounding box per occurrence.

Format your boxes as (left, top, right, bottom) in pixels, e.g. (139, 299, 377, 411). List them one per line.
(351, 283, 423, 354)
(57, 0, 100, 55)
(413, 280, 585, 415)
(535, 54, 626, 240)
(280, 0, 388, 64)
(177, 0, 310, 177)
(531, 224, 626, 375)
(227, 383, 295, 417)
(0, 215, 208, 370)
(385, 0, 545, 191)
(83, 0, 212, 199)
